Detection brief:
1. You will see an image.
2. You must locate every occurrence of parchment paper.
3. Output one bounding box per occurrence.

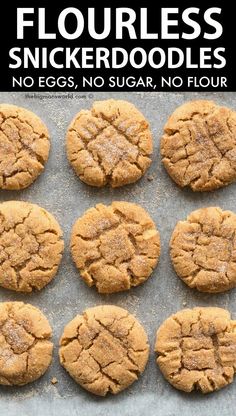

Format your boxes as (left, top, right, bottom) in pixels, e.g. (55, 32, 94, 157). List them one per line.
(0, 90, 235, 416)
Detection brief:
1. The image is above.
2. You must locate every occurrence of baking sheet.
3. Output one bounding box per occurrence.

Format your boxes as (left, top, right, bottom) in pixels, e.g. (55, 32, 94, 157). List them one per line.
(0, 90, 236, 416)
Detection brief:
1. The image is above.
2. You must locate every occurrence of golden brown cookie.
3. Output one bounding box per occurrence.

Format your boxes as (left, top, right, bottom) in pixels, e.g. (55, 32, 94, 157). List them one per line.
(0, 104, 50, 190)
(0, 301, 53, 385)
(170, 207, 236, 293)
(66, 99, 153, 187)
(70, 201, 160, 293)
(155, 307, 236, 394)
(0, 201, 64, 292)
(161, 100, 236, 191)
(59, 305, 149, 396)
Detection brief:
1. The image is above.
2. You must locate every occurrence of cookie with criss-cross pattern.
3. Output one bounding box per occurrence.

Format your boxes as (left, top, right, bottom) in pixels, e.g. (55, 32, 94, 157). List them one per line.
(161, 100, 236, 191)
(170, 207, 236, 293)
(70, 201, 160, 293)
(0, 201, 64, 292)
(0, 104, 50, 190)
(66, 99, 153, 187)
(155, 307, 236, 394)
(59, 305, 149, 396)
(0, 301, 53, 385)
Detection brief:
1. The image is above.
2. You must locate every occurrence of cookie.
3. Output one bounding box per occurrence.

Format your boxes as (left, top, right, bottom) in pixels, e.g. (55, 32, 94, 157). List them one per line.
(170, 207, 236, 293)
(70, 201, 160, 293)
(59, 305, 149, 396)
(0, 104, 50, 190)
(0, 201, 64, 292)
(66, 99, 153, 187)
(161, 100, 236, 191)
(0, 301, 53, 385)
(155, 307, 236, 393)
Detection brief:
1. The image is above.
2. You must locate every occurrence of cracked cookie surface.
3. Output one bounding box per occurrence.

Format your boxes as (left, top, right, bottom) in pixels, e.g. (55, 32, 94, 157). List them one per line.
(155, 307, 236, 393)
(0, 201, 64, 292)
(59, 305, 149, 396)
(0, 104, 50, 190)
(70, 201, 160, 293)
(0, 301, 53, 385)
(170, 207, 236, 293)
(66, 99, 153, 187)
(161, 100, 236, 191)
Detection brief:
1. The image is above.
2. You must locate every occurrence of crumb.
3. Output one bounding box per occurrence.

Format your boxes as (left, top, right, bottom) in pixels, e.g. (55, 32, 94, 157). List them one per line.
(182, 301, 187, 307)
(51, 377, 58, 385)
(147, 175, 154, 181)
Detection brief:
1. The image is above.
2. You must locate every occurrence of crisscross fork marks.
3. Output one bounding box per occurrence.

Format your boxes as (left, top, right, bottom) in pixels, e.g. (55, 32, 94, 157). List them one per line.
(0, 201, 64, 292)
(70, 201, 160, 293)
(66, 99, 153, 187)
(0, 104, 50, 190)
(161, 100, 236, 191)
(155, 307, 236, 393)
(59, 305, 149, 396)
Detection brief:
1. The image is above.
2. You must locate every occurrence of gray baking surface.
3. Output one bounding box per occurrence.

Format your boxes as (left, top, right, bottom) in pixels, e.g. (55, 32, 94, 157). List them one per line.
(0, 90, 236, 416)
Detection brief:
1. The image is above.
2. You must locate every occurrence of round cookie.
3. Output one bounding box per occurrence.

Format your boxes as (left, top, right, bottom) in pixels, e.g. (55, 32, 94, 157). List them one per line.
(161, 100, 236, 191)
(70, 201, 160, 293)
(170, 207, 236, 293)
(0, 201, 64, 292)
(59, 305, 149, 396)
(66, 99, 153, 187)
(155, 307, 236, 394)
(0, 104, 50, 190)
(0, 301, 53, 385)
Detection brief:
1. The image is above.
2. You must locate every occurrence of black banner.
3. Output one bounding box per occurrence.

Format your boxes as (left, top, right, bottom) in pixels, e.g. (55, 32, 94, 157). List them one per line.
(1, 0, 235, 91)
